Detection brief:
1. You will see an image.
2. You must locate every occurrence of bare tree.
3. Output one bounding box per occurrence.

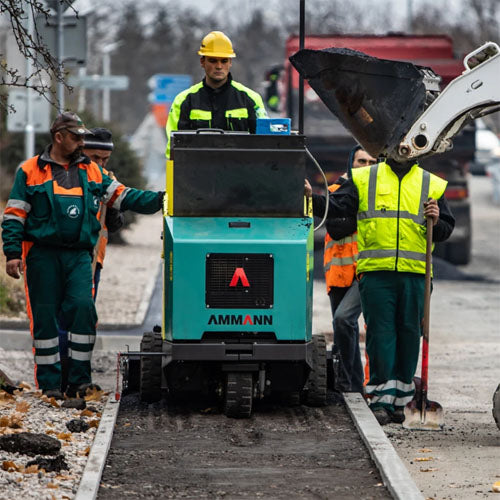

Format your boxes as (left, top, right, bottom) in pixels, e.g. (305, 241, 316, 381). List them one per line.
(0, 0, 76, 110)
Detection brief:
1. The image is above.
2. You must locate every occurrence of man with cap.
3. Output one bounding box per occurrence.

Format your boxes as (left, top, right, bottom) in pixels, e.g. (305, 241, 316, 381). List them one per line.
(57, 127, 124, 393)
(166, 30, 268, 158)
(2, 112, 164, 399)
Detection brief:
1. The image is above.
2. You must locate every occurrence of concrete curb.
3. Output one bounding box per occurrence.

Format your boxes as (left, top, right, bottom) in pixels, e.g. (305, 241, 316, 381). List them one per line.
(74, 395, 120, 500)
(343, 393, 424, 500)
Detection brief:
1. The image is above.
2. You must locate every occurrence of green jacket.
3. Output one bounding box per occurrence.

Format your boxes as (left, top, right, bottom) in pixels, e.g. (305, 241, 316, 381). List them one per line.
(2, 148, 162, 260)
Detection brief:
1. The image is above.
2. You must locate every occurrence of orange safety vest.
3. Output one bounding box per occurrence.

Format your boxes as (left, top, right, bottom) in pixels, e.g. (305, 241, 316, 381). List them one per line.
(95, 168, 114, 268)
(95, 206, 108, 267)
(323, 183, 358, 291)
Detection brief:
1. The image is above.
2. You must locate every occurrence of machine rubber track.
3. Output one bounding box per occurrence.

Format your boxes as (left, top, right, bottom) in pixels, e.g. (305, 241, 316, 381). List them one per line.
(306, 333, 328, 406)
(139, 331, 163, 403)
(223, 372, 253, 418)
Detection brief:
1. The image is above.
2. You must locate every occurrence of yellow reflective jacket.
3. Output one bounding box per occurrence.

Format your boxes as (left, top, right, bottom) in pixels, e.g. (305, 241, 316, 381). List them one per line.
(352, 162, 447, 274)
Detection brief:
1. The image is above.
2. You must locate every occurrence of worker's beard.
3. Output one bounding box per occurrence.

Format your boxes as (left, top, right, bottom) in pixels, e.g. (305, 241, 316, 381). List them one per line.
(68, 147, 83, 164)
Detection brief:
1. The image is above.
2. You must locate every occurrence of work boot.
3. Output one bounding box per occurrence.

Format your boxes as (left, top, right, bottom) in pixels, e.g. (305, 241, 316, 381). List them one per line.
(371, 407, 391, 426)
(391, 408, 405, 424)
(66, 383, 102, 398)
(42, 389, 64, 400)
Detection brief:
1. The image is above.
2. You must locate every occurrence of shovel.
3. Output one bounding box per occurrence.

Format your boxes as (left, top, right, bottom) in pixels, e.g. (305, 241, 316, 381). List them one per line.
(403, 215, 444, 430)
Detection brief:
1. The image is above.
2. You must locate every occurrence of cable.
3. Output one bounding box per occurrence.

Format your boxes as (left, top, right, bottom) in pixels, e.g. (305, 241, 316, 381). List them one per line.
(305, 146, 329, 232)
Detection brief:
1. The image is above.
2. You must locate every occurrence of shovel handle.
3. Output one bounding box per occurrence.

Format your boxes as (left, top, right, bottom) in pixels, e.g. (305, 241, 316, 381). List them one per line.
(420, 216, 433, 415)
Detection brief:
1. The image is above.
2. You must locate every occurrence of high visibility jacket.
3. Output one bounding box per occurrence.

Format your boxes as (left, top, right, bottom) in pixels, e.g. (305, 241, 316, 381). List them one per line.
(324, 183, 358, 290)
(2, 151, 161, 260)
(352, 162, 447, 274)
(166, 73, 267, 157)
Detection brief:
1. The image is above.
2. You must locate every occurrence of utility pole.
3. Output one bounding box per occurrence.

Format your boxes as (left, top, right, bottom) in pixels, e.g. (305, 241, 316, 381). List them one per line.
(25, 0, 35, 159)
(56, 0, 64, 112)
(407, 0, 413, 34)
(298, 0, 305, 135)
(102, 52, 110, 122)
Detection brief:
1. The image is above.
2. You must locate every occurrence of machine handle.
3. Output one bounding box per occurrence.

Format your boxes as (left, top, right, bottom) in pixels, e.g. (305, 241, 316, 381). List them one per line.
(463, 41, 500, 71)
(195, 128, 226, 134)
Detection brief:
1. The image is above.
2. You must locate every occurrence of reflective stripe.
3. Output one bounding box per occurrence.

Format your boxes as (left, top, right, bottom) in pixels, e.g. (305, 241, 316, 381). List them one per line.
(325, 233, 357, 250)
(324, 254, 358, 272)
(418, 170, 431, 220)
(365, 380, 414, 393)
(69, 333, 96, 345)
(358, 249, 426, 262)
(367, 163, 378, 211)
(358, 210, 425, 224)
(225, 108, 248, 119)
(33, 338, 59, 349)
(103, 180, 121, 204)
(2, 214, 26, 224)
(34, 352, 60, 365)
(189, 109, 212, 120)
(112, 187, 130, 210)
(370, 393, 414, 406)
(68, 349, 93, 361)
(7, 199, 31, 212)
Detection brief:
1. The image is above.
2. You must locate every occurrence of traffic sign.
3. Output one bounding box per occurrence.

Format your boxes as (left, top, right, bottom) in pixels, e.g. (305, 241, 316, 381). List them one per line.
(7, 90, 51, 133)
(68, 75, 129, 90)
(35, 14, 87, 66)
(148, 74, 192, 104)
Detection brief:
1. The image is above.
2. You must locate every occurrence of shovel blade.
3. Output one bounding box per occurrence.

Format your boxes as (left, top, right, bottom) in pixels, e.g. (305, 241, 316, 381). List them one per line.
(403, 399, 444, 430)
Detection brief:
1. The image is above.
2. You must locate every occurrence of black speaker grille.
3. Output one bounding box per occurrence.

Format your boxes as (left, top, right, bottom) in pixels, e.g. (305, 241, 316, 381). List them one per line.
(206, 253, 274, 309)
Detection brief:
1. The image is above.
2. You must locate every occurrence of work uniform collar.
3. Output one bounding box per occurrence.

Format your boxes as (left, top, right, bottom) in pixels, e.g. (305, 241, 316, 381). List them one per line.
(202, 73, 233, 93)
(384, 158, 419, 180)
(37, 144, 90, 170)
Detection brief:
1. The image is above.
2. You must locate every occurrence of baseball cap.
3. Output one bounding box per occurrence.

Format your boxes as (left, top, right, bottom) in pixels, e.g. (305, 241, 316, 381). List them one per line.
(50, 112, 91, 135)
(84, 128, 114, 151)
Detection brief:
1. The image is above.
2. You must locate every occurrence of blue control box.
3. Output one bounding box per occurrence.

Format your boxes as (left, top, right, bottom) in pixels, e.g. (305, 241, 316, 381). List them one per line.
(256, 117, 291, 135)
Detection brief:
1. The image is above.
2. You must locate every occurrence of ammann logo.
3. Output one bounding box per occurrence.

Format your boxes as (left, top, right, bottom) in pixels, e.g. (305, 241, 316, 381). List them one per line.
(208, 314, 272, 326)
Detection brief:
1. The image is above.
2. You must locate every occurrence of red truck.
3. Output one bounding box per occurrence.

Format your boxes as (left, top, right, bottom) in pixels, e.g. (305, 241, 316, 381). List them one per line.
(277, 34, 473, 265)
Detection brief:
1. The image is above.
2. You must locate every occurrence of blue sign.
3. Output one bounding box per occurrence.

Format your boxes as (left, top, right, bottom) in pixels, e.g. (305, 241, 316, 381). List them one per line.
(148, 74, 192, 104)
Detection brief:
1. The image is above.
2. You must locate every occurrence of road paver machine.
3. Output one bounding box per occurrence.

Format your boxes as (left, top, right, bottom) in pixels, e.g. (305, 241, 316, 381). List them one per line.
(123, 131, 328, 417)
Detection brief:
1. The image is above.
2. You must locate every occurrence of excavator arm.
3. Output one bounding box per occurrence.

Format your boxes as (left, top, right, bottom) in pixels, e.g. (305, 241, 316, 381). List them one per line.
(396, 42, 500, 162)
(290, 42, 500, 162)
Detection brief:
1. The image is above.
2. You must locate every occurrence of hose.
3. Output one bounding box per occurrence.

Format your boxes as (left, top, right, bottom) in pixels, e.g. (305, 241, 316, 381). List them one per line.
(305, 146, 330, 232)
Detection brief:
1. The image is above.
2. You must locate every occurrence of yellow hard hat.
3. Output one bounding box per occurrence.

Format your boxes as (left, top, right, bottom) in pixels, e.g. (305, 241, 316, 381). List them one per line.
(198, 31, 236, 58)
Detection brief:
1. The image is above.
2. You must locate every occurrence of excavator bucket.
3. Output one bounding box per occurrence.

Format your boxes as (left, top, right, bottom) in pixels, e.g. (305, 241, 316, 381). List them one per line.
(289, 47, 440, 159)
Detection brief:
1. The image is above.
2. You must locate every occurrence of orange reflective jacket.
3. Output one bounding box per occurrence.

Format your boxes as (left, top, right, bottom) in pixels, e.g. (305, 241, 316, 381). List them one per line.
(324, 183, 358, 291)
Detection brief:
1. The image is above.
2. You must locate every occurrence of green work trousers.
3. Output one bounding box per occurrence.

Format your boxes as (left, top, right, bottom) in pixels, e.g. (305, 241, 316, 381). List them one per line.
(25, 245, 97, 391)
(359, 271, 425, 413)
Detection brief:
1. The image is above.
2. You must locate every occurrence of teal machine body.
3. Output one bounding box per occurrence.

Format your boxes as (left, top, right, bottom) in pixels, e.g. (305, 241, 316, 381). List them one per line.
(132, 131, 326, 416)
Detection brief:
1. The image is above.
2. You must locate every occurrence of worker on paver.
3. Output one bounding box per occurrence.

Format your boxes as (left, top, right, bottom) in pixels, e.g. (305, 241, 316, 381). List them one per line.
(165, 30, 268, 158)
(1, 112, 164, 400)
(325, 146, 376, 394)
(305, 158, 455, 425)
(58, 127, 123, 393)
